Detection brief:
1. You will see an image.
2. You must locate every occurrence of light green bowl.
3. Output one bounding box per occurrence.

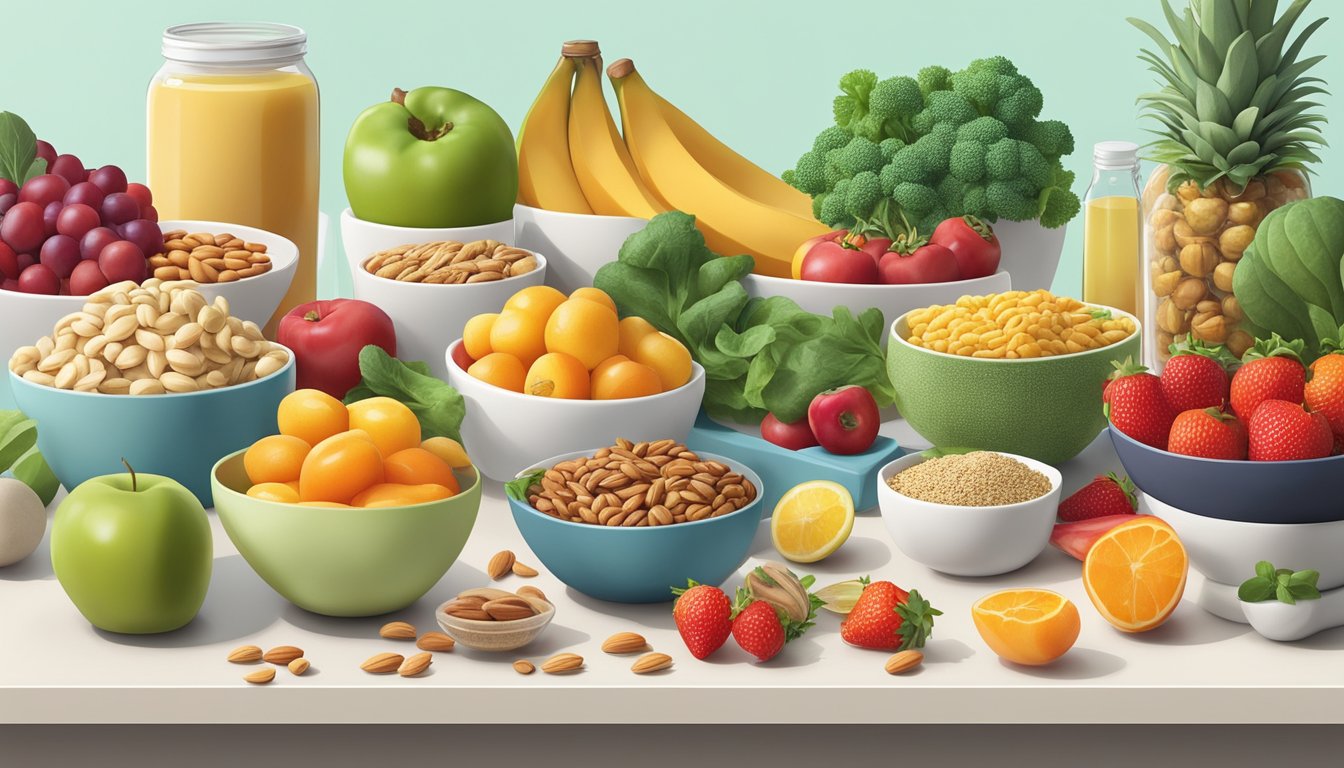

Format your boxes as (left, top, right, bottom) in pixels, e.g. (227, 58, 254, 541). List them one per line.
(211, 449, 482, 617)
(886, 307, 1140, 465)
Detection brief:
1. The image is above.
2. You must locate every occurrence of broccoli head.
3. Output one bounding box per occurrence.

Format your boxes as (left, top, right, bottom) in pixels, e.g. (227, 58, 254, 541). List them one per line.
(893, 182, 940, 215)
(819, 178, 851, 226)
(963, 184, 991, 218)
(995, 77, 1044, 127)
(956, 116, 1009, 145)
(879, 137, 905, 162)
(936, 175, 967, 214)
(866, 76, 923, 141)
(985, 139, 1051, 188)
(949, 140, 988, 183)
(916, 65, 952, 97)
(886, 144, 935, 185)
(813, 125, 852, 154)
(787, 150, 828, 195)
(835, 136, 886, 177)
(833, 70, 878, 133)
(1038, 167, 1081, 229)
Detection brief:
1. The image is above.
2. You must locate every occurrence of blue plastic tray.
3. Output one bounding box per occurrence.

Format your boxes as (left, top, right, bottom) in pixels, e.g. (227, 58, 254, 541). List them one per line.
(686, 412, 903, 516)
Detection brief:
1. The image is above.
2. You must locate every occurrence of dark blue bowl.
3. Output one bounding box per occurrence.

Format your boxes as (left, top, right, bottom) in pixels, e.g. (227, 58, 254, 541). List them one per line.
(1108, 425, 1344, 524)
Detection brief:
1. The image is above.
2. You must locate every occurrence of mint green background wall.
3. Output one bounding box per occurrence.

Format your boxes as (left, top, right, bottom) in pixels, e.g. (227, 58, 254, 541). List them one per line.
(4, 0, 1341, 296)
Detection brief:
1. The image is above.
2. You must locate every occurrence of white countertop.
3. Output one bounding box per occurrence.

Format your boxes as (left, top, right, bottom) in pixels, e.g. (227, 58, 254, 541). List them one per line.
(2, 421, 1342, 725)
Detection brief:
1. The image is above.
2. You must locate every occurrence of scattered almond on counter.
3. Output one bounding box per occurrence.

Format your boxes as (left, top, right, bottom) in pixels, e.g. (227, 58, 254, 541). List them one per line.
(540, 653, 584, 674)
(487, 550, 516, 580)
(379, 621, 417, 640)
(227, 645, 262, 664)
(262, 645, 304, 665)
(361, 653, 404, 674)
(416, 632, 456, 652)
(513, 660, 536, 675)
(244, 668, 276, 685)
(884, 649, 924, 675)
(398, 652, 433, 677)
(511, 561, 539, 578)
(601, 632, 648, 654)
(631, 652, 673, 675)
(287, 658, 310, 676)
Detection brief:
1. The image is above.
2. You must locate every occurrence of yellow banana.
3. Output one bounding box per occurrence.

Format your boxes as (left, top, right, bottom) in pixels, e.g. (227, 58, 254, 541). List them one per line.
(655, 95, 815, 219)
(517, 54, 592, 214)
(568, 56, 663, 219)
(609, 59, 828, 278)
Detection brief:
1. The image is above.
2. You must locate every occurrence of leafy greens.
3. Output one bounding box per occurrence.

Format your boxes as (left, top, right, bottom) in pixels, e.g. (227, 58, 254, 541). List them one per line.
(343, 345, 466, 442)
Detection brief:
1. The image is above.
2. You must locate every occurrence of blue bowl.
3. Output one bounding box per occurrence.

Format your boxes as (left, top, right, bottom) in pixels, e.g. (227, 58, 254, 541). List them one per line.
(508, 449, 765, 603)
(10, 352, 295, 507)
(1109, 425, 1344, 524)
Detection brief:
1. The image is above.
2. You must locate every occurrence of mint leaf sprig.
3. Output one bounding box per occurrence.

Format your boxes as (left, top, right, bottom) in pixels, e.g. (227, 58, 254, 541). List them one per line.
(1238, 561, 1321, 605)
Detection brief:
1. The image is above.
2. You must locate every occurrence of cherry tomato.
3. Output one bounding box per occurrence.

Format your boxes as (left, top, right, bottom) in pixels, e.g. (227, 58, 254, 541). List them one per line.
(800, 235, 880, 284)
(878, 238, 960, 285)
(760, 412, 819, 451)
(930, 215, 1001, 279)
(807, 385, 880, 455)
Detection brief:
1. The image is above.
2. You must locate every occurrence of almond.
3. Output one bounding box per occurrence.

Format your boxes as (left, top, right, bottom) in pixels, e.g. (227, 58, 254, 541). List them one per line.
(631, 652, 673, 674)
(884, 649, 924, 675)
(513, 660, 535, 675)
(456, 587, 514, 601)
(379, 621, 417, 640)
(487, 549, 516, 580)
(287, 658, 310, 676)
(361, 652, 404, 674)
(516, 585, 549, 602)
(227, 645, 262, 663)
(483, 597, 536, 621)
(601, 632, 648, 654)
(416, 632, 456, 652)
(244, 668, 276, 685)
(540, 652, 584, 674)
(398, 652, 433, 677)
(511, 561, 539, 577)
(262, 645, 304, 665)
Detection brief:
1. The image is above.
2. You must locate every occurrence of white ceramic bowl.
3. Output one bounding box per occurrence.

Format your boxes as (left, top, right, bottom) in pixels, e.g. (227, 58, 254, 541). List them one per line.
(340, 207, 514, 274)
(351, 252, 548, 379)
(992, 219, 1067, 292)
(0, 219, 297, 409)
(1143, 493, 1344, 590)
(876, 451, 1062, 577)
(742, 270, 1011, 342)
(445, 339, 706, 481)
(512, 204, 647, 294)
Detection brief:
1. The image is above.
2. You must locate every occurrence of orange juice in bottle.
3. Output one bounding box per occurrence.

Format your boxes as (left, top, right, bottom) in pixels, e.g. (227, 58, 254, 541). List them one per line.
(147, 23, 319, 334)
(1082, 141, 1142, 318)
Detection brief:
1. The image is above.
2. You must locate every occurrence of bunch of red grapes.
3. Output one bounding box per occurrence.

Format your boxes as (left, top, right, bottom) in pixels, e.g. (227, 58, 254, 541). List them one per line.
(0, 140, 163, 295)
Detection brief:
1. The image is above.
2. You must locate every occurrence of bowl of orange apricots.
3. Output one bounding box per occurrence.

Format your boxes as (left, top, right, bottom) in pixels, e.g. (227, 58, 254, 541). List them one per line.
(210, 389, 482, 616)
(446, 285, 706, 480)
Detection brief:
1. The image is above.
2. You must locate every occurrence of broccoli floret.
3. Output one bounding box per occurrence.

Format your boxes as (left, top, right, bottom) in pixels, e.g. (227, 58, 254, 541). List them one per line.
(893, 182, 939, 214)
(985, 138, 1022, 181)
(823, 147, 846, 188)
(833, 70, 878, 132)
(879, 162, 902, 196)
(1020, 119, 1075, 161)
(936, 176, 966, 214)
(915, 124, 956, 177)
(787, 150, 828, 195)
(957, 116, 1009, 145)
(811, 193, 826, 221)
(820, 178, 851, 226)
(865, 76, 923, 141)
(949, 140, 988, 183)
(887, 145, 934, 184)
(963, 184, 991, 218)
(951, 56, 1025, 115)
(879, 137, 905, 162)
(845, 171, 883, 219)
(924, 90, 978, 128)
(987, 179, 1040, 221)
(917, 65, 952, 97)
(813, 125, 852, 154)
(835, 136, 885, 177)
(1016, 142, 1052, 188)
(995, 77, 1044, 127)
(1039, 167, 1081, 228)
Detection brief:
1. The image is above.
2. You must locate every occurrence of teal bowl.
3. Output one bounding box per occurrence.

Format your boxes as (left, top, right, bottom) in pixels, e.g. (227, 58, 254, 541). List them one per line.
(9, 351, 296, 506)
(886, 308, 1140, 465)
(508, 450, 764, 603)
(212, 449, 482, 617)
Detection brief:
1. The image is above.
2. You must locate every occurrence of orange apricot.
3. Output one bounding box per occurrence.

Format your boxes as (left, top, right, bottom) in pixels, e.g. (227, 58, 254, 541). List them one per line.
(243, 434, 311, 485)
(346, 397, 421, 457)
(384, 447, 461, 493)
(277, 389, 349, 446)
(525, 352, 591, 399)
(468, 352, 527, 392)
(298, 430, 385, 504)
(462, 313, 498, 360)
(592, 359, 663, 399)
(544, 298, 619, 370)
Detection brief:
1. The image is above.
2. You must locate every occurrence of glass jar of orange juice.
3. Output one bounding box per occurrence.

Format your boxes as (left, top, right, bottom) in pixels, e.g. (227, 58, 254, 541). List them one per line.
(147, 23, 319, 333)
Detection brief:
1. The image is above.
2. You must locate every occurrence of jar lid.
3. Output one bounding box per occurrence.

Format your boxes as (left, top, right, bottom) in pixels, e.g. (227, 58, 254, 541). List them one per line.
(1093, 140, 1139, 169)
(162, 22, 307, 65)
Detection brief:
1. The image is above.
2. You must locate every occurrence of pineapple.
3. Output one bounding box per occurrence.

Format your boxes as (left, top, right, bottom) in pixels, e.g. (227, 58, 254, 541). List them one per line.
(1130, 0, 1323, 362)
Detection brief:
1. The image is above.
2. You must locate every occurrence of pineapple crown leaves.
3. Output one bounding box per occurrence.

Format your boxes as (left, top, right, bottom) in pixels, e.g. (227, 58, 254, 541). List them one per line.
(1128, 0, 1329, 191)
(894, 589, 942, 651)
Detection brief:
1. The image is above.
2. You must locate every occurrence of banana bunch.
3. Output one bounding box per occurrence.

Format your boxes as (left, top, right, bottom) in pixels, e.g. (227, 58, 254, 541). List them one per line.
(516, 41, 826, 278)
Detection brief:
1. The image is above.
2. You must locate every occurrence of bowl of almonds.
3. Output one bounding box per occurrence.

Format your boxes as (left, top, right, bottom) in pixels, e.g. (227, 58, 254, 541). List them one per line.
(154, 220, 299, 330)
(435, 586, 555, 651)
(8, 280, 295, 505)
(352, 239, 547, 379)
(505, 440, 765, 603)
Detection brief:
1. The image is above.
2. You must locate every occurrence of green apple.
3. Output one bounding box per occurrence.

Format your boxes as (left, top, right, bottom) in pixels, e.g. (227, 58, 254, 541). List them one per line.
(344, 86, 517, 228)
(51, 463, 212, 634)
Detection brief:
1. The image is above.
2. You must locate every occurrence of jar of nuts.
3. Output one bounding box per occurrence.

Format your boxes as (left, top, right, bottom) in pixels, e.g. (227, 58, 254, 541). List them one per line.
(1142, 165, 1309, 367)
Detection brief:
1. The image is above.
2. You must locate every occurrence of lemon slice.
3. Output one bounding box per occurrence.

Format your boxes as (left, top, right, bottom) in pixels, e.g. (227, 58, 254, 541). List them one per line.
(770, 481, 855, 563)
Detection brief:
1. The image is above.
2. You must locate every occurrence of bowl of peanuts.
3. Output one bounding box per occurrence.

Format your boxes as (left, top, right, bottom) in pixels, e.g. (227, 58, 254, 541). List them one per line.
(505, 440, 764, 603)
(887, 290, 1141, 464)
(8, 280, 295, 506)
(352, 240, 547, 379)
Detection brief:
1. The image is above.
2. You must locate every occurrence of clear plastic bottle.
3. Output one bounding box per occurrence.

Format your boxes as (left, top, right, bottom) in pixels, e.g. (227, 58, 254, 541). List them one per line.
(1082, 141, 1142, 320)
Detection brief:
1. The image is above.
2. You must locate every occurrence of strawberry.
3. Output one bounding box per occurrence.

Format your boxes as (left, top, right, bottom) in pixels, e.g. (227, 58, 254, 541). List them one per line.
(1057, 473, 1136, 522)
(730, 599, 786, 662)
(1104, 358, 1176, 450)
(1167, 407, 1248, 460)
(1247, 399, 1333, 461)
(1160, 340, 1232, 412)
(1230, 335, 1306, 420)
(1305, 350, 1344, 444)
(670, 581, 732, 660)
(840, 580, 941, 651)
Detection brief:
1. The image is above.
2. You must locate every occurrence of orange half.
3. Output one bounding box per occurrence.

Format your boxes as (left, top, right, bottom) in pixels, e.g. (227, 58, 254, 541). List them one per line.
(1083, 517, 1188, 633)
(971, 588, 1080, 666)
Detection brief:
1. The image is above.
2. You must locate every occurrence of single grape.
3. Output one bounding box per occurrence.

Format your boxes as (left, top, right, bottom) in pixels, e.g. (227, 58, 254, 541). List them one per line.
(125, 182, 153, 209)
(17, 263, 60, 294)
(68, 259, 110, 296)
(97, 240, 147, 284)
(19, 174, 71, 208)
(0, 241, 18, 279)
(39, 234, 81, 278)
(100, 192, 139, 225)
(63, 181, 105, 209)
(80, 226, 119, 260)
(0, 201, 45, 253)
(56, 203, 100, 240)
(42, 201, 62, 238)
(34, 140, 57, 172)
(119, 219, 164, 258)
(0, 193, 16, 216)
(0, 278, 18, 292)
(141, 204, 159, 223)
(0, 179, 16, 198)
(50, 154, 85, 186)
(89, 165, 129, 195)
